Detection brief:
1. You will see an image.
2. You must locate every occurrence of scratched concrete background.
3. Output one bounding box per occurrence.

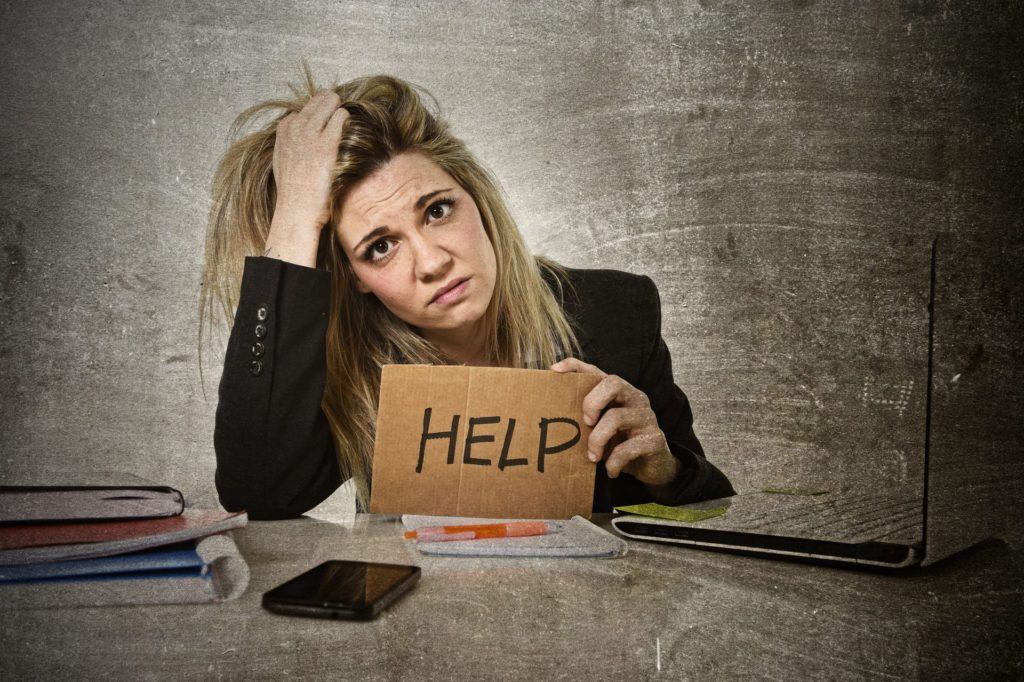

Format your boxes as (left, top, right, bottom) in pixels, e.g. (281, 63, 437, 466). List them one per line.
(0, 2, 1021, 541)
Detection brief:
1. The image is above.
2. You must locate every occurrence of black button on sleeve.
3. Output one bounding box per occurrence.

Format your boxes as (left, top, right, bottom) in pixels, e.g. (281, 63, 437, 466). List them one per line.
(254, 323, 267, 339)
(251, 342, 265, 358)
(249, 360, 263, 376)
(256, 304, 268, 321)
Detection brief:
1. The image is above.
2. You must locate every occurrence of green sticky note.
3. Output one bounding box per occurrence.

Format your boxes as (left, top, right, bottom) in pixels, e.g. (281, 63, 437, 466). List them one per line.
(614, 503, 729, 523)
(760, 487, 830, 496)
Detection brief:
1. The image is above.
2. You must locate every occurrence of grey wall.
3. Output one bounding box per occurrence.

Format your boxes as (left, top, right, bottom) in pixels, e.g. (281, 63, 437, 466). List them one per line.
(1, 2, 1020, 536)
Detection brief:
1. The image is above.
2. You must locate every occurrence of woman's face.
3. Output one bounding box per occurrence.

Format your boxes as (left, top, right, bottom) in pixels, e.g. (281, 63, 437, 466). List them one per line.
(335, 152, 497, 333)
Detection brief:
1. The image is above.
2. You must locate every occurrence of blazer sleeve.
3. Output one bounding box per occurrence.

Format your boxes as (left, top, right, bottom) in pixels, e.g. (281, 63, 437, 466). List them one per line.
(634, 275, 736, 504)
(213, 256, 342, 519)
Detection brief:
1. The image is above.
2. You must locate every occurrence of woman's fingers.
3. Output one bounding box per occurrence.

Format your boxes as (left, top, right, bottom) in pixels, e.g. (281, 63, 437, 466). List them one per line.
(550, 356, 677, 484)
(297, 88, 341, 130)
(551, 359, 662, 475)
(582, 374, 648, 426)
(606, 433, 675, 481)
(549, 357, 605, 377)
(550, 356, 649, 425)
(550, 357, 608, 425)
(323, 106, 349, 143)
(586, 407, 648, 462)
(603, 436, 648, 478)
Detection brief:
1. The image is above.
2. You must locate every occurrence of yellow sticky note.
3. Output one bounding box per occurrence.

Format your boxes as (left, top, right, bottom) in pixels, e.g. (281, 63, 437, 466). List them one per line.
(614, 503, 728, 523)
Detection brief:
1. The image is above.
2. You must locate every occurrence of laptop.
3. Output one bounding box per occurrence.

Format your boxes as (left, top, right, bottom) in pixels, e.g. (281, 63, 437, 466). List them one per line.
(613, 237, 1005, 569)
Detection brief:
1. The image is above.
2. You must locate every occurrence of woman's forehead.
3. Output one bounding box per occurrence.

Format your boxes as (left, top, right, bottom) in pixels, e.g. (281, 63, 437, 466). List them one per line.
(337, 153, 457, 241)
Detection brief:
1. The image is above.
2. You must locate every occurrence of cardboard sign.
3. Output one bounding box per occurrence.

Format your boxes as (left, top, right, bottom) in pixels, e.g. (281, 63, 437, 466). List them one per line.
(369, 365, 603, 519)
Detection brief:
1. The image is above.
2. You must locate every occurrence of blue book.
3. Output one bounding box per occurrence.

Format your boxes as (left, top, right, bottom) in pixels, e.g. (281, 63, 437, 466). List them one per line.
(0, 542, 205, 582)
(0, 536, 248, 608)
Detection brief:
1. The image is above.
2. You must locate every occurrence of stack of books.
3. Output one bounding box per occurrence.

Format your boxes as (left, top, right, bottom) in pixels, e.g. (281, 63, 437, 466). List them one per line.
(0, 486, 249, 608)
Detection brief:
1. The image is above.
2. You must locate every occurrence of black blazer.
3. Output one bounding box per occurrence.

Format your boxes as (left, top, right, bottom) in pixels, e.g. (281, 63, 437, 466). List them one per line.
(214, 256, 734, 520)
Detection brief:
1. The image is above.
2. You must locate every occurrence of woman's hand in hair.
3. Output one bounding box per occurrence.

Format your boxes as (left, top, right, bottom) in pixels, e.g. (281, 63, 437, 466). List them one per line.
(264, 88, 349, 267)
(550, 357, 680, 487)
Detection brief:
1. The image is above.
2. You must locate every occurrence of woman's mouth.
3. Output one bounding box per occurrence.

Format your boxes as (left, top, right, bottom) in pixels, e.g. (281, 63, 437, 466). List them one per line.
(431, 277, 471, 306)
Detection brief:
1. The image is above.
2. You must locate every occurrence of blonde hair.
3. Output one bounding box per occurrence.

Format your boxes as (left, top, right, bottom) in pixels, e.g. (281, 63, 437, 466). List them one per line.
(200, 62, 581, 510)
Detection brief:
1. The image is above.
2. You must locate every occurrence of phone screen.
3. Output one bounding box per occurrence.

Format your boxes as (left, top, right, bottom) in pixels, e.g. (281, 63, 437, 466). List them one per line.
(263, 560, 420, 619)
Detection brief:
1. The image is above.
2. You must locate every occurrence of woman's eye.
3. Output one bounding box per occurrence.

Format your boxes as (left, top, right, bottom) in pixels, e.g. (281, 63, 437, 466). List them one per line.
(427, 198, 454, 222)
(365, 238, 393, 263)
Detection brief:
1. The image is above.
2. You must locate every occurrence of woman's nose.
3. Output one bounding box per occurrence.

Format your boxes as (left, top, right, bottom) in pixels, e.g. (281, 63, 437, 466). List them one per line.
(411, 235, 452, 280)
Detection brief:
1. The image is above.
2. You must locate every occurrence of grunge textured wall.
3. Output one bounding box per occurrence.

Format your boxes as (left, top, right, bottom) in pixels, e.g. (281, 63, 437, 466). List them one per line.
(1, 2, 1020, 536)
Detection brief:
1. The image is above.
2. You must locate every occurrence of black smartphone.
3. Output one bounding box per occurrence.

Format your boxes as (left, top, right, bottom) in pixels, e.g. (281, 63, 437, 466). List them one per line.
(262, 560, 420, 620)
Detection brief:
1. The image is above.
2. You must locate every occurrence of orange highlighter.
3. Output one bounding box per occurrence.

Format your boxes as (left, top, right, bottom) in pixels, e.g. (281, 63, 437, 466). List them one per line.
(404, 521, 554, 542)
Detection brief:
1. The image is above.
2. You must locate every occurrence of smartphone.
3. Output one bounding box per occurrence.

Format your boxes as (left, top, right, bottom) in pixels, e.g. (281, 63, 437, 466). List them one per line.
(262, 560, 420, 620)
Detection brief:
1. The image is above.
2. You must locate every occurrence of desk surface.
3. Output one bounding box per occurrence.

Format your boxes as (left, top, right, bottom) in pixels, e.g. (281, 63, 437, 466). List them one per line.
(2, 514, 1021, 679)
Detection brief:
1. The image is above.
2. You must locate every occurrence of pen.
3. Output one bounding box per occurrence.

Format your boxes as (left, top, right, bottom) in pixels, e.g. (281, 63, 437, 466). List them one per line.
(403, 521, 554, 542)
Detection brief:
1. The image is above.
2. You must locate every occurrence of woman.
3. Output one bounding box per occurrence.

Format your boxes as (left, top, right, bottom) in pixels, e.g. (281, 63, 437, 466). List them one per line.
(201, 67, 734, 520)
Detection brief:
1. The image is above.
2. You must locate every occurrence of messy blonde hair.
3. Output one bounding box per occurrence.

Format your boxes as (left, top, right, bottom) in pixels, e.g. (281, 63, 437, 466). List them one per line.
(200, 63, 581, 510)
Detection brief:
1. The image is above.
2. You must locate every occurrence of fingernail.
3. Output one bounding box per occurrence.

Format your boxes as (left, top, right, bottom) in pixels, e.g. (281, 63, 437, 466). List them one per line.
(588, 450, 598, 462)
(584, 415, 594, 426)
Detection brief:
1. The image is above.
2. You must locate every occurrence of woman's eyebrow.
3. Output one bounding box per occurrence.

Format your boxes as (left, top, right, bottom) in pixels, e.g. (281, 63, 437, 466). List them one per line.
(354, 188, 453, 250)
(413, 188, 452, 210)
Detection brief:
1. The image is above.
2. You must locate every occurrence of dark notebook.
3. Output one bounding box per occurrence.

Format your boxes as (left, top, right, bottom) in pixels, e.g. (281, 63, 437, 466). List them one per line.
(0, 486, 184, 524)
